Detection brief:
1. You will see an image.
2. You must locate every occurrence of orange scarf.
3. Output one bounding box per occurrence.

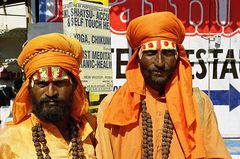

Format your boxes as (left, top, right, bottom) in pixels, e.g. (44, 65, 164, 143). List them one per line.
(13, 33, 88, 124)
(103, 12, 205, 158)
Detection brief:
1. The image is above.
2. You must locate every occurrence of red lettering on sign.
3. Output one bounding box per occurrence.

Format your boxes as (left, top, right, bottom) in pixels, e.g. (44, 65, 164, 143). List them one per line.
(109, 0, 240, 37)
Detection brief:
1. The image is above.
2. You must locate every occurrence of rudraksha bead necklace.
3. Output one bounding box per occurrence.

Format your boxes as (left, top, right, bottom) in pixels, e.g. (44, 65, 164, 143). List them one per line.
(161, 111, 173, 159)
(32, 121, 85, 159)
(141, 100, 154, 159)
(141, 100, 174, 159)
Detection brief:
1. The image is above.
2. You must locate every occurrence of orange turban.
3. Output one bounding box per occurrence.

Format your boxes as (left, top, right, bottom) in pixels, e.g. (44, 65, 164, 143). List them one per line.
(103, 12, 205, 158)
(13, 33, 88, 124)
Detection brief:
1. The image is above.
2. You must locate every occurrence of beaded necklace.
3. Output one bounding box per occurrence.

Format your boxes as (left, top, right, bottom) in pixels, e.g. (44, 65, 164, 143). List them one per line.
(32, 122, 85, 159)
(141, 100, 174, 159)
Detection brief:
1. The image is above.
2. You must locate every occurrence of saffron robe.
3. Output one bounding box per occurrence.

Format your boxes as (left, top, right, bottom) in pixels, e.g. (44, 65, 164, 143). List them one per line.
(0, 113, 96, 159)
(96, 87, 231, 159)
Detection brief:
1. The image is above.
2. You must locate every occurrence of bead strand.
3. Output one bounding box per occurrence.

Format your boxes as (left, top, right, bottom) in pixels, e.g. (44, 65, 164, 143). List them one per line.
(70, 122, 85, 159)
(161, 111, 173, 159)
(32, 123, 51, 159)
(32, 121, 84, 159)
(141, 100, 173, 159)
(141, 100, 154, 159)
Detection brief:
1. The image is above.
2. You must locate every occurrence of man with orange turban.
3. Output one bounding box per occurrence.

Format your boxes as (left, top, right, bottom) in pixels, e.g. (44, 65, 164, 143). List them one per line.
(96, 12, 231, 159)
(0, 33, 96, 159)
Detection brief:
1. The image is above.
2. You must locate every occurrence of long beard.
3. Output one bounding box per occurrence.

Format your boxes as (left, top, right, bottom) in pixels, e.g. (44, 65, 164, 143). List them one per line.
(29, 90, 73, 123)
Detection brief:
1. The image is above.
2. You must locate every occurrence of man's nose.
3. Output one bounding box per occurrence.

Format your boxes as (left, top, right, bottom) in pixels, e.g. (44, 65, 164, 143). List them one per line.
(45, 83, 59, 98)
(154, 51, 164, 67)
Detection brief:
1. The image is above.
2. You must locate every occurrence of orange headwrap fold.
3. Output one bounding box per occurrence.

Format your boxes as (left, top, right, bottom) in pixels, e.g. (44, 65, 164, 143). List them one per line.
(13, 33, 88, 124)
(103, 12, 205, 158)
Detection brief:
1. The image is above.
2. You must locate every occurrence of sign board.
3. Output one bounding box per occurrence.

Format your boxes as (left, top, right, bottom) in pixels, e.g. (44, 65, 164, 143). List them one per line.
(38, 0, 109, 23)
(63, 0, 112, 94)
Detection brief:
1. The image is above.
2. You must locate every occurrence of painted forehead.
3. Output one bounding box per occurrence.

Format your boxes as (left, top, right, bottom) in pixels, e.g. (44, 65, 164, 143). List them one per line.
(139, 40, 177, 59)
(142, 40, 177, 51)
(31, 66, 70, 82)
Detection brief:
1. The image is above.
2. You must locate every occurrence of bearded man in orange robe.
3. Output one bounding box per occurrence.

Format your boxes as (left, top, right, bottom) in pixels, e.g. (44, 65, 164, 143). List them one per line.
(0, 33, 96, 159)
(96, 12, 231, 159)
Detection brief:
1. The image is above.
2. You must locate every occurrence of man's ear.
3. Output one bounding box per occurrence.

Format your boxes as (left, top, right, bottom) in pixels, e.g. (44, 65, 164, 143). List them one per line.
(72, 77, 77, 91)
(136, 48, 141, 62)
(177, 45, 180, 57)
(66, 71, 77, 91)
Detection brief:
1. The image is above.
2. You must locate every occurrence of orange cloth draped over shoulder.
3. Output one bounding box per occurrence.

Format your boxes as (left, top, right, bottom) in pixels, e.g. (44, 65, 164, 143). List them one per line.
(13, 33, 88, 124)
(103, 12, 205, 158)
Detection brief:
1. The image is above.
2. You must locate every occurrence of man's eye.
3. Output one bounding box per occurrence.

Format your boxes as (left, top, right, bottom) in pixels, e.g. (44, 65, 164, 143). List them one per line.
(143, 50, 157, 56)
(35, 81, 49, 87)
(53, 80, 71, 87)
(161, 50, 176, 57)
